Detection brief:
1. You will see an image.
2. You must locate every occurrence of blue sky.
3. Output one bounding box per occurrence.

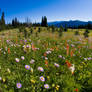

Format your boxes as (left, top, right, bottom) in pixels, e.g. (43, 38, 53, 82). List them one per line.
(0, 0, 92, 23)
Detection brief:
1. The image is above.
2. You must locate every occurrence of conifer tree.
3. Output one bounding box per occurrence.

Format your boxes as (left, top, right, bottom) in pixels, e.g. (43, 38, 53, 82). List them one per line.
(64, 24, 68, 32)
(41, 16, 48, 27)
(0, 12, 5, 30)
(58, 26, 64, 37)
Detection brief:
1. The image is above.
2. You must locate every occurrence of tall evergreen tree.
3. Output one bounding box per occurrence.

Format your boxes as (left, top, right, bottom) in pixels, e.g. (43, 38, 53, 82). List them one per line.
(12, 17, 19, 28)
(58, 26, 64, 37)
(0, 11, 5, 30)
(44, 16, 48, 27)
(41, 17, 44, 26)
(64, 24, 68, 32)
(41, 16, 48, 27)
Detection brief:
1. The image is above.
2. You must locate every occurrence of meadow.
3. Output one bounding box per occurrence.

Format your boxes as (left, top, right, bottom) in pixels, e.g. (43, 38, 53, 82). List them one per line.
(0, 28, 92, 92)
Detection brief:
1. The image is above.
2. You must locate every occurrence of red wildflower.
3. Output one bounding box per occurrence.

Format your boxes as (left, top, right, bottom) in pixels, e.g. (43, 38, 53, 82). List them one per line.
(45, 60, 48, 65)
(70, 50, 73, 57)
(8, 48, 10, 54)
(32, 44, 36, 51)
(66, 44, 69, 55)
(65, 60, 71, 68)
(44, 53, 47, 57)
(75, 88, 78, 92)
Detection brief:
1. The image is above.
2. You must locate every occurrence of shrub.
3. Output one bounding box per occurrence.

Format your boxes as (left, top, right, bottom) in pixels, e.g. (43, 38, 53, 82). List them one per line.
(75, 30, 79, 35)
(38, 27, 41, 33)
(24, 29, 28, 38)
(83, 29, 89, 38)
(30, 28, 33, 34)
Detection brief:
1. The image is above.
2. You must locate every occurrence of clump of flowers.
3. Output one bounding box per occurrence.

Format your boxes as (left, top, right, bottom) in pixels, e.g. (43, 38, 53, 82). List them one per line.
(15, 58, 20, 62)
(38, 67, 44, 72)
(16, 83, 22, 89)
(46, 50, 51, 54)
(40, 76, 45, 82)
(23, 44, 31, 52)
(25, 65, 30, 70)
(55, 85, 60, 91)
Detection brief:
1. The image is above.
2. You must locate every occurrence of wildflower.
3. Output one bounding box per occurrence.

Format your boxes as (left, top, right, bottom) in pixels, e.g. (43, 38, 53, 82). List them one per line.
(45, 57, 48, 60)
(44, 53, 47, 57)
(7, 68, 11, 73)
(44, 84, 49, 89)
(46, 50, 51, 54)
(63, 57, 65, 60)
(54, 63, 59, 67)
(66, 60, 71, 68)
(56, 73, 59, 75)
(84, 58, 87, 61)
(58, 55, 62, 58)
(71, 44, 75, 47)
(88, 57, 91, 60)
(26, 45, 29, 48)
(16, 83, 22, 89)
(70, 50, 73, 57)
(15, 58, 20, 62)
(30, 59, 35, 64)
(24, 40, 27, 43)
(66, 44, 69, 55)
(0, 77, 2, 80)
(32, 44, 36, 51)
(8, 48, 10, 54)
(75, 88, 78, 92)
(4, 52, 6, 54)
(69, 64, 75, 74)
(45, 60, 48, 65)
(38, 67, 44, 72)
(29, 39, 31, 42)
(40, 76, 45, 82)
(2, 78, 6, 83)
(50, 48, 54, 51)
(52, 84, 55, 87)
(6, 40, 9, 43)
(30, 67, 33, 73)
(23, 44, 31, 52)
(21, 56, 25, 60)
(30, 79, 35, 84)
(25, 65, 30, 70)
(55, 85, 60, 91)
(47, 76, 50, 79)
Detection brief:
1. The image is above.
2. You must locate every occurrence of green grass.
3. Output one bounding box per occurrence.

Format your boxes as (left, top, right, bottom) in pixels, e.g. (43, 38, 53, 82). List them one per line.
(0, 28, 92, 92)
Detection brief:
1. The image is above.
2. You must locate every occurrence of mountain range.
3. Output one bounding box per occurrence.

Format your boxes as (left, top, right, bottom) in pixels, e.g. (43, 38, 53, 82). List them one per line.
(48, 20, 92, 28)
